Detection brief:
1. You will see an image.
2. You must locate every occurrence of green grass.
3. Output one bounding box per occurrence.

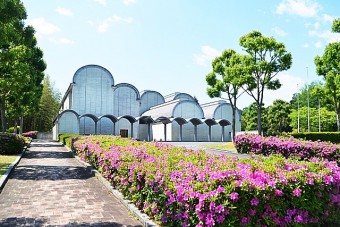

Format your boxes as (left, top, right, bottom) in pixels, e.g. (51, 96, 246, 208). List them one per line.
(200, 142, 237, 152)
(0, 155, 17, 177)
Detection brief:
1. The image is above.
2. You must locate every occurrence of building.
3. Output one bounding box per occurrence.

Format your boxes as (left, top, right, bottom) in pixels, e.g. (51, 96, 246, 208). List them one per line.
(53, 65, 241, 141)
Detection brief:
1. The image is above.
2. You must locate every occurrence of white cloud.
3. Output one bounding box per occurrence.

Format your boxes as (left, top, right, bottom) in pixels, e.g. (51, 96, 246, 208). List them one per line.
(193, 46, 221, 66)
(26, 17, 60, 36)
(88, 20, 95, 26)
(314, 41, 323, 48)
(303, 43, 309, 48)
(272, 27, 288, 36)
(97, 15, 133, 32)
(309, 30, 340, 43)
(263, 73, 304, 106)
(55, 7, 72, 16)
(123, 0, 136, 5)
(313, 22, 320, 29)
(322, 14, 335, 23)
(94, 0, 107, 6)
(49, 37, 74, 45)
(276, 0, 321, 18)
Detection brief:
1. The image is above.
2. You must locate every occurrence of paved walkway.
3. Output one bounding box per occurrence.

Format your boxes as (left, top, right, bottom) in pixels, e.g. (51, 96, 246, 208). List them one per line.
(0, 140, 142, 227)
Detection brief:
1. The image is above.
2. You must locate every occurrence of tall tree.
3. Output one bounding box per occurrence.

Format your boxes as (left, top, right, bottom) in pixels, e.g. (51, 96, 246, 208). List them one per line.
(206, 49, 248, 141)
(267, 99, 292, 134)
(239, 31, 292, 135)
(0, 0, 45, 133)
(315, 18, 340, 131)
(241, 102, 268, 133)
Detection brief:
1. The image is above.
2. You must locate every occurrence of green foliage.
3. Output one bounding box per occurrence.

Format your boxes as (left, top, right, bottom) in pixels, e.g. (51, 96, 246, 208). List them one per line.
(267, 100, 292, 134)
(0, 133, 25, 155)
(315, 19, 340, 131)
(289, 106, 337, 132)
(239, 31, 292, 134)
(290, 132, 340, 143)
(0, 155, 17, 176)
(241, 102, 268, 132)
(59, 134, 79, 149)
(6, 126, 20, 133)
(332, 18, 340, 32)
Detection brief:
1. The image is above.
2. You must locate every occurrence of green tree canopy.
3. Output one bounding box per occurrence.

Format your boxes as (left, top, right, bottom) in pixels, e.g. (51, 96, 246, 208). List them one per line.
(239, 31, 292, 134)
(267, 99, 292, 134)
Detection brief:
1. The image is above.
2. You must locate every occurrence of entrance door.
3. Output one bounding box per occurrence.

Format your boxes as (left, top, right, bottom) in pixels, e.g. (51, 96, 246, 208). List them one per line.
(120, 129, 128, 138)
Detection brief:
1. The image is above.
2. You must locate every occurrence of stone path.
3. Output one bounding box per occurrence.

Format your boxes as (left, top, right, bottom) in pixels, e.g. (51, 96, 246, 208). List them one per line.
(0, 140, 142, 227)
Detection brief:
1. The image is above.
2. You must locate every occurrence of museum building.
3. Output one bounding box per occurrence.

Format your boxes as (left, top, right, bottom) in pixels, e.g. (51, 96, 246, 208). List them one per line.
(52, 65, 241, 141)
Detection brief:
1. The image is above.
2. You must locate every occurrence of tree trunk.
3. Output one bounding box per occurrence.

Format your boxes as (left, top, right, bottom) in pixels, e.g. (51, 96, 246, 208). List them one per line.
(337, 109, 340, 131)
(20, 116, 23, 134)
(232, 105, 236, 142)
(1, 95, 6, 133)
(14, 118, 18, 134)
(257, 103, 262, 135)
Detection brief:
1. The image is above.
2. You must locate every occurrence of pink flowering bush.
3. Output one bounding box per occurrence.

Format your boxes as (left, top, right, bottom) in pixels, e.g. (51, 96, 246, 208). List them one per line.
(71, 135, 340, 226)
(22, 131, 38, 139)
(235, 134, 340, 165)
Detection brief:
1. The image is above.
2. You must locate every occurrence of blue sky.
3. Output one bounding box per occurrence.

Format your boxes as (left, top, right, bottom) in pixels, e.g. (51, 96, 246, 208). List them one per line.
(22, 0, 340, 109)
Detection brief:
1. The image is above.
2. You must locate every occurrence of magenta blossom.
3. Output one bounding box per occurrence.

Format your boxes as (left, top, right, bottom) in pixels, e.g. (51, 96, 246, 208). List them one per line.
(293, 188, 302, 197)
(230, 192, 239, 201)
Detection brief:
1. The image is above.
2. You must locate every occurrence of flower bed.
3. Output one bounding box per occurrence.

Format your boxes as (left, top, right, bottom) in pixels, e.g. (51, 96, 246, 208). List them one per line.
(235, 134, 340, 165)
(0, 133, 25, 155)
(71, 135, 340, 226)
(22, 131, 38, 139)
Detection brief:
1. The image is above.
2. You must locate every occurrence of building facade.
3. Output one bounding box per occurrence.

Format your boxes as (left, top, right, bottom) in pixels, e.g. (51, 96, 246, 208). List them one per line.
(53, 65, 241, 141)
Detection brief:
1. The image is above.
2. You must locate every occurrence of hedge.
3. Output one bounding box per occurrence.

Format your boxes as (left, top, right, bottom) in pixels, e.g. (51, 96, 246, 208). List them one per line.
(289, 132, 340, 144)
(70, 135, 340, 226)
(0, 133, 26, 155)
(235, 134, 340, 165)
(58, 134, 79, 149)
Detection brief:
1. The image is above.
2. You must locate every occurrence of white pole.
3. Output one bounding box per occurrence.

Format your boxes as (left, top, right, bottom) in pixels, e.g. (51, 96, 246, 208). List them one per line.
(297, 84, 300, 133)
(307, 67, 310, 132)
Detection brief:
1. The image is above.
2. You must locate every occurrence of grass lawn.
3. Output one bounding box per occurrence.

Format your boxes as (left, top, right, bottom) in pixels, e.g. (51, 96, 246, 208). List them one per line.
(0, 155, 17, 177)
(200, 142, 237, 152)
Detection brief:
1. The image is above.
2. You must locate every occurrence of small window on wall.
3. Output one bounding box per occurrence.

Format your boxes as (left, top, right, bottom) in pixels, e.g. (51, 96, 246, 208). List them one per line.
(120, 129, 128, 138)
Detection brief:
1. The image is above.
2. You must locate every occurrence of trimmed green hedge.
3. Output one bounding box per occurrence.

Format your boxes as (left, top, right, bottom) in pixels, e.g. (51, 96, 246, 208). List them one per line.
(58, 134, 79, 148)
(289, 132, 340, 143)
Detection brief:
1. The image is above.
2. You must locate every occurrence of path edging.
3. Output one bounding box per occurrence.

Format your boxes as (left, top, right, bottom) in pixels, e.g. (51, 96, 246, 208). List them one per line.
(64, 144, 158, 227)
(0, 146, 27, 191)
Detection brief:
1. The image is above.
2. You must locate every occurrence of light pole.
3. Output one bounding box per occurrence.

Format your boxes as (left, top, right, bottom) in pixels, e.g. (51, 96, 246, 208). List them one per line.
(297, 84, 300, 133)
(318, 99, 321, 132)
(307, 67, 310, 132)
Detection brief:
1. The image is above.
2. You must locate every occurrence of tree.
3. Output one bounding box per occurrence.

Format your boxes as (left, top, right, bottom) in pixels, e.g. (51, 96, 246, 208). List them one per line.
(267, 100, 292, 134)
(35, 75, 60, 132)
(206, 49, 248, 141)
(315, 18, 340, 131)
(289, 106, 337, 132)
(241, 102, 268, 133)
(239, 31, 292, 135)
(0, 0, 45, 133)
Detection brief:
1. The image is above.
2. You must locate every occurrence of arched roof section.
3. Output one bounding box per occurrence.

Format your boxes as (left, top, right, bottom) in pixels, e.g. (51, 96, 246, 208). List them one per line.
(170, 117, 187, 125)
(164, 92, 195, 102)
(201, 100, 228, 119)
(204, 118, 217, 126)
(136, 116, 155, 124)
(140, 90, 165, 102)
(172, 100, 204, 119)
(155, 116, 171, 124)
(59, 109, 80, 119)
(98, 114, 118, 123)
(186, 118, 203, 126)
(72, 64, 114, 86)
(216, 119, 231, 126)
(142, 100, 179, 118)
(79, 114, 99, 122)
(113, 83, 140, 100)
(118, 115, 137, 123)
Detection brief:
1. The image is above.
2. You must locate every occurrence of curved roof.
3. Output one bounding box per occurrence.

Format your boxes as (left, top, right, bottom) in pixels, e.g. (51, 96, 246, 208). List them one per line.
(118, 115, 137, 123)
(170, 117, 187, 125)
(164, 92, 195, 102)
(201, 100, 228, 119)
(72, 64, 114, 86)
(79, 113, 98, 122)
(172, 100, 204, 118)
(136, 116, 155, 124)
(204, 118, 218, 126)
(216, 119, 231, 126)
(113, 83, 141, 100)
(98, 114, 118, 123)
(187, 118, 203, 125)
(140, 90, 165, 102)
(58, 109, 80, 119)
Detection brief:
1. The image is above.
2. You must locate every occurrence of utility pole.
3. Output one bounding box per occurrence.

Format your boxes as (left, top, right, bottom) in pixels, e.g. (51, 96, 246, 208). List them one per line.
(307, 67, 310, 132)
(318, 99, 321, 132)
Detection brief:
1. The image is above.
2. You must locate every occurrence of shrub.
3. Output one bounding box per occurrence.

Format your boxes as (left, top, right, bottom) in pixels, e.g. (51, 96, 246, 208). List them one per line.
(0, 133, 25, 155)
(289, 132, 340, 144)
(6, 126, 20, 133)
(235, 134, 340, 165)
(71, 135, 340, 226)
(22, 131, 38, 139)
(59, 134, 79, 148)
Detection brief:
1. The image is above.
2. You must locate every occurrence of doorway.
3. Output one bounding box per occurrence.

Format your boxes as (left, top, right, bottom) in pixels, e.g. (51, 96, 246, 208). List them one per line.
(120, 129, 128, 138)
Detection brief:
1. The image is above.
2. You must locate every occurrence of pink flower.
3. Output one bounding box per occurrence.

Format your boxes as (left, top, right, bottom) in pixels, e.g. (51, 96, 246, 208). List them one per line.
(275, 189, 283, 197)
(293, 188, 302, 197)
(250, 197, 259, 206)
(230, 192, 239, 201)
